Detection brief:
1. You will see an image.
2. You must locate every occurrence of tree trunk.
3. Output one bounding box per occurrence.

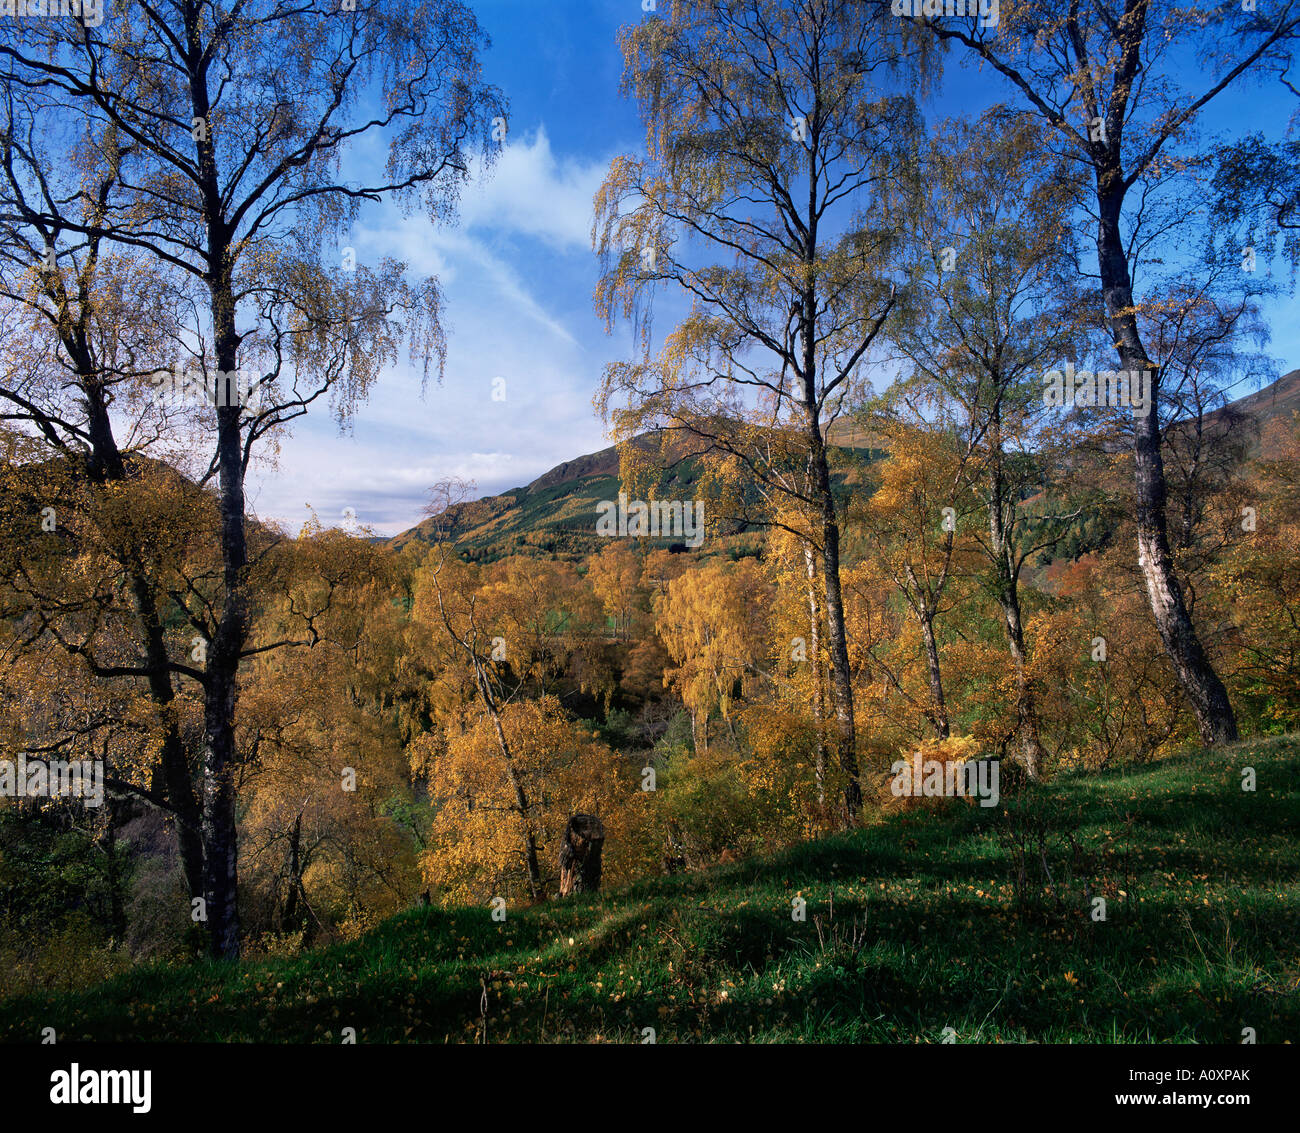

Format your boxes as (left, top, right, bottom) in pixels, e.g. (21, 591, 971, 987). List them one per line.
(282, 811, 309, 938)
(996, 572, 1044, 780)
(199, 305, 250, 960)
(200, 663, 241, 960)
(153, 682, 205, 902)
(987, 445, 1044, 780)
(476, 662, 544, 899)
(918, 610, 950, 739)
(807, 420, 863, 820)
(100, 799, 128, 945)
(1095, 174, 1238, 744)
(181, 4, 251, 959)
(723, 708, 742, 751)
(691, 706, 709, 755)
(801, 126, 863, 821)
(802, 540, 827, 807)
(80, 372, 205, 900)
(558, 813, 604, 897)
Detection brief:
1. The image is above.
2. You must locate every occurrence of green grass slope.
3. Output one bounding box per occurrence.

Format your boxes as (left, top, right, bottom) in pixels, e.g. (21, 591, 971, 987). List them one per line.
(3, 736, 1296, 1044)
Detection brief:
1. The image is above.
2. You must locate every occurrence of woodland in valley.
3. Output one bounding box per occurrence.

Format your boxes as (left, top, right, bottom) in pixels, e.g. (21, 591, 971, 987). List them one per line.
(0, 0, 1296, 1032)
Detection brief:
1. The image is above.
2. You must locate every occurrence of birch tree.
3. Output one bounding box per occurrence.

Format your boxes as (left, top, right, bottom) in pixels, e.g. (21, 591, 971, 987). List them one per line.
(918, 0, 1300, 744)
(0, 0, 503, 956)
(885, 111, 1090, 775)
(594, 0, 931, 819)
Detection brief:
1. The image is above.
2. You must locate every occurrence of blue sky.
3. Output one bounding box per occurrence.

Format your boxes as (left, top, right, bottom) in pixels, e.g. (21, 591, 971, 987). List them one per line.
(246, 1, 1300, 538)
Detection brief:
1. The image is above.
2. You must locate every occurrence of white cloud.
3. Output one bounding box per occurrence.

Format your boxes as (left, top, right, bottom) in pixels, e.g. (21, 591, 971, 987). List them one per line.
(241, 124, 624, 538)
(457, 125, 608, 251)
(424, 229, 578, 346)
(356, 123, 613, 347)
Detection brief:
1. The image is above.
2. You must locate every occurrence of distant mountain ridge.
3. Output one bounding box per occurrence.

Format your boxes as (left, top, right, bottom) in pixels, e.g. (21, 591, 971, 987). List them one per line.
(388, 433, 697, 560)
(1217, 368, 1300, 433)
(388, 369, 1299, 559)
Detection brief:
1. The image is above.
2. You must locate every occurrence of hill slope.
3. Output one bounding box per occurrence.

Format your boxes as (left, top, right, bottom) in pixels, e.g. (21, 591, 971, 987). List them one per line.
(1220, 368, 1300, 435)
(389, 370, 1298, 560)
(389, 431, 883, 561)
(388, 435, 679, 560)
(2, 735, 1296, 1043)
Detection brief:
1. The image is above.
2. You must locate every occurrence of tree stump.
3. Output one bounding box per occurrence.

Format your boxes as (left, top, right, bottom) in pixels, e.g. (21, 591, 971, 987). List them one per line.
(558, 813, 605, 897)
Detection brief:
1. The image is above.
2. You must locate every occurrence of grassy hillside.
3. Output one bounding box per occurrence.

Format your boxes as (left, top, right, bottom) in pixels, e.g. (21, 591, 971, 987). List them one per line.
(3, 735, 1296, 1044)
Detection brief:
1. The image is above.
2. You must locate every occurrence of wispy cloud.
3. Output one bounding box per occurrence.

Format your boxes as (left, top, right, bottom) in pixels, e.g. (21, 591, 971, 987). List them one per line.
(458, 125, 608, 252)
(244, 125, 626, 538)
